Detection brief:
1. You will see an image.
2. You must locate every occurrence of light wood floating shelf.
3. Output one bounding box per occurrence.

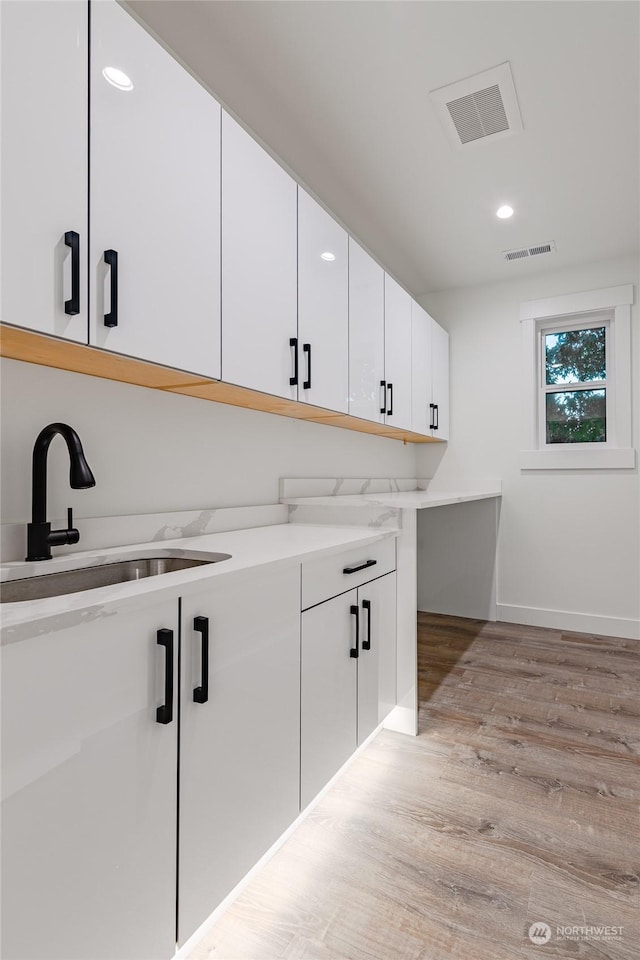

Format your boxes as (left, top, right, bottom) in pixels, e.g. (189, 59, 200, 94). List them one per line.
(0, 325, 439, 444)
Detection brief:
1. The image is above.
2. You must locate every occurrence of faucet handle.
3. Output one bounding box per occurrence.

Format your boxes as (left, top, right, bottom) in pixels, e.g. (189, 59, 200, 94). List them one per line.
(66, 507, 79, 545)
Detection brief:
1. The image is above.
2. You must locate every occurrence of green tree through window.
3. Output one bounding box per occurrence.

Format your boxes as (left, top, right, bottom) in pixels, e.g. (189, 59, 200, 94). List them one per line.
(543, 326, 607, 444)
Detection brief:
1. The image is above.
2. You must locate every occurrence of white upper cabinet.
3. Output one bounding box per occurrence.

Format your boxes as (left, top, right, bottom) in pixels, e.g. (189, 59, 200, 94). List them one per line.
(1, 0, 88, 342)
(384, 274, 413, 430)
(297, 189, 349, 412)
(90, 0, 221, 378)
(348, 239, 385, 423)
(431, 318, 450, 440)
(411, 300, 433, 436)
(221, 112, 298, 399)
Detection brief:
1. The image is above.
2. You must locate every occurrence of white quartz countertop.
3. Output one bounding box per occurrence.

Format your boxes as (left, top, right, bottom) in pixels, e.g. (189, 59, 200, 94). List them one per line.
(282, 487, 502, 509)
(1, 523, 397, 633)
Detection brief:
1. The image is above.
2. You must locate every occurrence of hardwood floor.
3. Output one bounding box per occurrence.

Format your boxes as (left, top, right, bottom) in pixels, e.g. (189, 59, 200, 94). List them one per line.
(187, 613, 639, 960)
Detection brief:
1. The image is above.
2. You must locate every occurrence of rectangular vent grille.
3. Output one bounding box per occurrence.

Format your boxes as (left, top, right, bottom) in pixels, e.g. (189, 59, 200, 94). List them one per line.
(503, 241, 557, 262)
(446, 84, 509, 144)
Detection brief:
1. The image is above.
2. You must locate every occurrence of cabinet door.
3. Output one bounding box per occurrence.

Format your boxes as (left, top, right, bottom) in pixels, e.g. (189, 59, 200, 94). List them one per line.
(384, 274, 413, 430)
(90, 0, 221, 377)
(1, 0, 88, 341)
(357, 573, 397, 741)
(431, 319, 450, 440)
(221, 112, 298, 398)
(1, 598, 178, 960)
(371, 573, 398, 724)
(411, 300, 433, 436)
(179, 565, 301, 945)
(298, 189, 349, 411)
(348, 239, 385, 423)
(301, 590, 358, 809)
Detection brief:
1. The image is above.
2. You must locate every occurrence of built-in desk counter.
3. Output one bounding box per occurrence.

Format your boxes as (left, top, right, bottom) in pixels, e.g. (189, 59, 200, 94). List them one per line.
(281, 480, 502, 736)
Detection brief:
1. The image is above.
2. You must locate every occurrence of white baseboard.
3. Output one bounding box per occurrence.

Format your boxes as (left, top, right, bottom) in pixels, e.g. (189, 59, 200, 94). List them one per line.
(497, 603, 640, 640)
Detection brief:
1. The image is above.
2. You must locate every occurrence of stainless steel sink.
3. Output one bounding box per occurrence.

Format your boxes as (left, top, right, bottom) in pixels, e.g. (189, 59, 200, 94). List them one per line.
(0, 552, 231, 603)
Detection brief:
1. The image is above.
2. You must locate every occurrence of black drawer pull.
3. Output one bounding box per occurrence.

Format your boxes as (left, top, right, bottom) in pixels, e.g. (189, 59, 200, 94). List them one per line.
(362, 598, 372, 650)
(289, 337, 298, 386)
(429, 402, 435, 430)
(193, 616, 209, 704)
(104, 248, 118, 327)
(380, 380, 387, 415)
(433, 403, 439, 431)
(64, 230, 80, 316)
(350, 604, 359, 659)
(343, 559, 377, 575)
(156, 628, 174, 725)
(303, 342, 311, 389)
(387, 382, 393, 416)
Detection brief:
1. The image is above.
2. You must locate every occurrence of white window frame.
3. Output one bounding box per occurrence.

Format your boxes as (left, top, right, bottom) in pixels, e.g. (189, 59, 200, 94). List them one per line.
(520, 284, 635, 469)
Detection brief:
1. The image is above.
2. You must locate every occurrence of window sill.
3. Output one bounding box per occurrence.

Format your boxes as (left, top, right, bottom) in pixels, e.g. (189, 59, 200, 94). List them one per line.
(520, 448, 636, 470)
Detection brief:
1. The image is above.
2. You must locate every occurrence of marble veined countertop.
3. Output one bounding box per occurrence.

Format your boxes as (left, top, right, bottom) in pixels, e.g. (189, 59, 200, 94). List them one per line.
(1, 523, 396, 634)
(281, 487, 502, 509)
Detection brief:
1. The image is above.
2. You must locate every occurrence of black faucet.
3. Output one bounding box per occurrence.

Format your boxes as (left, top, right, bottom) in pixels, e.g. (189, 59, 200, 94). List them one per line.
(26, 423, 96, 562)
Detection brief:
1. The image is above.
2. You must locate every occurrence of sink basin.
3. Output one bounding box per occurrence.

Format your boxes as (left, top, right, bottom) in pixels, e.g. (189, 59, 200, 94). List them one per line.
(0, 552, 232, 603)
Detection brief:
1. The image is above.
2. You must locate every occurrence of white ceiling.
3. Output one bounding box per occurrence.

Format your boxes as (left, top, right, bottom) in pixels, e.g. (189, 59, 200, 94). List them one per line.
(127, 0, 640, 296)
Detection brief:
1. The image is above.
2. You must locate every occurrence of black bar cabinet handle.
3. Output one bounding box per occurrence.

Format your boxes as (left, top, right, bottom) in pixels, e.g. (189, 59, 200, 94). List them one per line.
(350, 604, 359, 659)
(156, 628, 174, 724)
(193, 615, 209, 704)
(104, 249, 118, 327)
(343, 559, 377, 575)
(429, 402, 435, 430)
(64, 231, 80, 316)
(434, 404, 439, 431)
(380, 380, 387, 415)
(289, 337, 298, 386)
(362, 598, 371, 651)
(303, 343, 311, 389)
(387, 382, 393, 416)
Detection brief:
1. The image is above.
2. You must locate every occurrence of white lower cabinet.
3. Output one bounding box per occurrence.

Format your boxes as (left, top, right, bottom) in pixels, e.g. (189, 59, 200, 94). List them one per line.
(0, 598, 179, 960)
(178, 565, 301, 946)
(300, 571, 397, 809)
(366, 572, 398, 725)
(300, 590, 358, 809)
(1, 545, 395, 958)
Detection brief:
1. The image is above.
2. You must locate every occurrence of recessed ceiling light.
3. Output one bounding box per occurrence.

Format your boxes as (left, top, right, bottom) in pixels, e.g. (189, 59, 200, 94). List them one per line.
(496, 204, 514, 219)
(103, 66, 133, 91)
(320, 251, 336, 261)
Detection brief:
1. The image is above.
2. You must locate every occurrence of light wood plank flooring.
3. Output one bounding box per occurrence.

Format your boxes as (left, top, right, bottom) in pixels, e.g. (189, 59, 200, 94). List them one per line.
(187, 613, 639, 960)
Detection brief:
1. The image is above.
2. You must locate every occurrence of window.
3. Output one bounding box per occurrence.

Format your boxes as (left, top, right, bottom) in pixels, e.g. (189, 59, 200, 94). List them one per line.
(520, 284, 634, 469)
(540, 315, 609, 446)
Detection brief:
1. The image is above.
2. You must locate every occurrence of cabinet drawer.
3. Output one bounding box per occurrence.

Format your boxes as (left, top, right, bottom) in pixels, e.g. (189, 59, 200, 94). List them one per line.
(302, 538, 396, 610)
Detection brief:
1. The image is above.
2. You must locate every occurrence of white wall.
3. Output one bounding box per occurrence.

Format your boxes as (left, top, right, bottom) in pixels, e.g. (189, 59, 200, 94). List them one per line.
(418, 255, 640, 639)
(0, 359, 417, 524)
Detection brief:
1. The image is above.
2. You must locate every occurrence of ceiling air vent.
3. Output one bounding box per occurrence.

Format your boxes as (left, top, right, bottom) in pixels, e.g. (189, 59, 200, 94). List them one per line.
(430, 62, 523, 150)
(503, 241, 557, 262)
